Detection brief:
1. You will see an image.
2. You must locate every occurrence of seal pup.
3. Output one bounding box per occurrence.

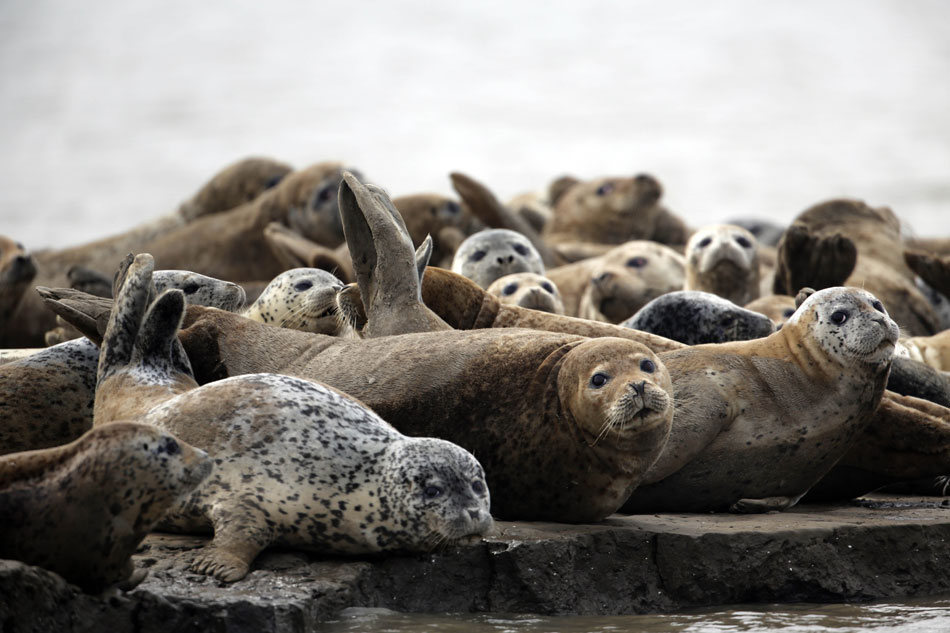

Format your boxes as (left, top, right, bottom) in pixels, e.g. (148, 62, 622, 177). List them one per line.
(623, 286, 900, 513)
(450, 228, 545, 289)
(242, 267, 345, 335)
(684, 223, 761, 306)
(0, 236, 37, 344)
(92, 256, 493, 582)
(486, 272, 565, 315)
(0, 422, 211, 593)
(622, 291, 775, 345)
(575, 241, 687, 323)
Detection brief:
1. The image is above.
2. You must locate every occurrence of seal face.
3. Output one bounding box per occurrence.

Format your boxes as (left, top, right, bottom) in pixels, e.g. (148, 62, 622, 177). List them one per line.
(576, 240, 686, 323)
(685, 223, 761, 306)
(486, 272, 564, 315)
(0, 422, 211, 593)
(451, 228, 545, 288)
(153, 270, 246, 312)
(625, 286, 899, 513)
(242, 267, 344, 334)
(623, 290, 775, 344)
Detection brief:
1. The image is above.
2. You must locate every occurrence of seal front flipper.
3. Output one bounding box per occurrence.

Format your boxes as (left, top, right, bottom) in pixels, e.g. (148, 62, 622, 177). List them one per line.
(730, 494, 803, 514)
(191, 502, 272, 582)
(338, 172, 450, 337)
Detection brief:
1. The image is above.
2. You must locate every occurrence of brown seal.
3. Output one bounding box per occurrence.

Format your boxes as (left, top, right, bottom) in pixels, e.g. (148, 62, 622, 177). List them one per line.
(773, 198, 940, 336)
(0, 236, 37, 347)
(0, 422, 211, 593)
(623, 286, 900, 513)
(744, 294, 798, 329)
(684, 223, 761, 306)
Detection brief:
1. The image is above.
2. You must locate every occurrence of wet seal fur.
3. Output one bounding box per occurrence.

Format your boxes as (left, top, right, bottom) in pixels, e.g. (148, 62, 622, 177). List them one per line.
(624, 286, 900, 513)
(242, 268, 344, 334)
(93, 253, 493, 582)
(486, 272, 565, 315)
(623, 290, 775, 345)
(684, 223, 761, 306)
(451, 228, 545, 289)
(0, 422, 211, 593)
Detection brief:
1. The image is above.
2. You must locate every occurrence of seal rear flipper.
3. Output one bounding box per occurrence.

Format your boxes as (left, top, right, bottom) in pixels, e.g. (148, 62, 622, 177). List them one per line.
(450, 172, 561, 268)
(35, 286, 112, 344)
(98, 254, 155, 383)
(773, 224, 857, 295)
(339, 172, 450, 336)
(263, 221, 355, 283)
(137, 289, 194, 379)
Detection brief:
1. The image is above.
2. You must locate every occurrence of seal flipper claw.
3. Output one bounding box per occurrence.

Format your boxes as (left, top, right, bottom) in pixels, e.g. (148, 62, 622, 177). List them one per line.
(192, 502, 272, 582)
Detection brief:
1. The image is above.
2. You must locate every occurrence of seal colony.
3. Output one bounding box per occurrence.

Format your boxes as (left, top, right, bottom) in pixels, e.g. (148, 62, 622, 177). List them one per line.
(3, 160, 950, 599)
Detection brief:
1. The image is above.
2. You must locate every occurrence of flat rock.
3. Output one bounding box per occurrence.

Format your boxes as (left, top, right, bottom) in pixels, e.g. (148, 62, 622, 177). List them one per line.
(3, 495, 950, 632)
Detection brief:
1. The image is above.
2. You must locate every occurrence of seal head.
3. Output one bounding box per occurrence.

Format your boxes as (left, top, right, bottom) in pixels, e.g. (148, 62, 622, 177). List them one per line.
(451, 229, 545, 289)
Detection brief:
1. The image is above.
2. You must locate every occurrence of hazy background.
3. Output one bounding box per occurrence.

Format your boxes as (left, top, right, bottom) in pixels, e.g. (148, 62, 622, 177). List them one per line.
(1, 0, 948, 250)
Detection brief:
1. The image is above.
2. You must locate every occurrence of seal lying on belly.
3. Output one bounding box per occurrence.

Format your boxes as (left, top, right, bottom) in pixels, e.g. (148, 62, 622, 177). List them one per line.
(92, 254, 493, 583)
(0, 422, 211, 593)
(623, 286, 899, 513)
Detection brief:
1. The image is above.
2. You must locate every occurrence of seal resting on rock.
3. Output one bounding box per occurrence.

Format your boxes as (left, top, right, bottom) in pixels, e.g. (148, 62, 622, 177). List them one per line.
(684, 223, 761, 306)
(92, 254, 493, 582)
(485, 272, 565, 315)
(0, 422, 211, 593)
(622, 290, 774, 345)
(623, 286, 900, 513)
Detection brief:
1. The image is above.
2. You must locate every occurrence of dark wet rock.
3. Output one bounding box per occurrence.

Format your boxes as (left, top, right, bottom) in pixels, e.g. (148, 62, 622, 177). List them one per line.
(3, 496, 950, 631)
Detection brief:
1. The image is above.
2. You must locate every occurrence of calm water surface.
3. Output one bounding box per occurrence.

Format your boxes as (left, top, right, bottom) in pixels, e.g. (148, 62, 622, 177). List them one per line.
(321, 597, 950, 633)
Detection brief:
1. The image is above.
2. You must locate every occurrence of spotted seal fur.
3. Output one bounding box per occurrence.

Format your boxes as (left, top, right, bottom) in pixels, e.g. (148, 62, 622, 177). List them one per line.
(92, 253, 493, 582)
(242, 268, 344, 334)
(622, 290, 775, 345)
(0, 422, 211, 592)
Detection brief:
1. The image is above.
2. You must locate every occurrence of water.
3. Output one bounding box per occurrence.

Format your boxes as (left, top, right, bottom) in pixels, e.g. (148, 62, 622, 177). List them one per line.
(0, 0, 948, 251)
(321, 598, 950, 633)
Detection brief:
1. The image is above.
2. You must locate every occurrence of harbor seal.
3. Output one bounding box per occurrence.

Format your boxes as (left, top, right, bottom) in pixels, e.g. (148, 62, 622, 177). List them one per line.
(0, 236, 37, 342)
(622, 291, 775, 344)
(485, 272, 565, 315)
(623, 286, 900, 513)
(450, 228, 545, 289)
(684, 223, 761, 306)
(0, 422, 211, 593)
(242, 268, 344, 334)
(91, 258, 493, 581)
(575, 241, 687, 323)
(744, 294, 798, 329)
(393, 192, 482, 268)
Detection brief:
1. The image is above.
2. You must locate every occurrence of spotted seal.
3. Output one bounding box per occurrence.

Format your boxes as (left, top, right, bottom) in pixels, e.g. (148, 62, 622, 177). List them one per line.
(242, 268, 344, 334)
(91, 254, 493, 582)
(485, 272, 565, 315)
(450, 228, 545, 289)
(623, 286, 899, 513)
(684, 223, 761, 306)
(0, 236, 37, 345)
(0, 422, 211, 593)
(622, 290, 775, 344)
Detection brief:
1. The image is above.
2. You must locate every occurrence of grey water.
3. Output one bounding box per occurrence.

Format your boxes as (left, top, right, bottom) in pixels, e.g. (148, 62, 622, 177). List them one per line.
(1, 1, 949, 629)
(0, 0, 948, 251)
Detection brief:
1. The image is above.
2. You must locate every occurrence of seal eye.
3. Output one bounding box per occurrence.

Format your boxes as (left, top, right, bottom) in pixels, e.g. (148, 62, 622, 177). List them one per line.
(513, 243, 530, 257)
(697, 237, 712, 248)
(316, 186, 333, 204)
(182, 283, 199, 295)
(626, 256, 648, 268)
(470, 250, 486, 262)
(472, 480, 486, 495)
(159, 437, 180, 455)
(783, 308, 796, 318)
(735, 235, 752, 248)
(423, 485, 443, 500)
(830, 310, 849, 325)
(264, 175, 283, 189)
(502, 283, 518, 296)
(639, 359, 656, 373)
(443, 201, 460, 215)
(541, 282, 555, 294)
(871, 300, 885, 314)
(589, 372, 609, 388)
(596, 183, 614, 196)
(293, 280, 313, 292)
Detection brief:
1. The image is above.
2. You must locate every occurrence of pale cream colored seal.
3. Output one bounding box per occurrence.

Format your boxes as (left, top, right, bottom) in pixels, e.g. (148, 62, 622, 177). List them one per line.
(486, 272, 565, 315)
(684, 223, 761, 306)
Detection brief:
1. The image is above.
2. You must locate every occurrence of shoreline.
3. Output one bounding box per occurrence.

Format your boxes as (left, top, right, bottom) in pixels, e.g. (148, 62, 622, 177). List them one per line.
(4, 493, 950, 632)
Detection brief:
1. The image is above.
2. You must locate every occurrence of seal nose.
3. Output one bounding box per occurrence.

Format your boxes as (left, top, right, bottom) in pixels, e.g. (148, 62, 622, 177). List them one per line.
(594, 271, 613, 285)
(497, 255, 514, 265)
(629, 380, 645, 396)
(467, 508, 482, 521)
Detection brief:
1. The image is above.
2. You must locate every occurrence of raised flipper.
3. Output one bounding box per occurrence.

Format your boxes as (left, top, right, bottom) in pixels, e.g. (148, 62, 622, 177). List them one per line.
(773, 223, 857, 295)
(338, 172, 451, 337)
(35, 286, 113, 344)
(905, 249, 950, 299)
(450, 171, 562, 268)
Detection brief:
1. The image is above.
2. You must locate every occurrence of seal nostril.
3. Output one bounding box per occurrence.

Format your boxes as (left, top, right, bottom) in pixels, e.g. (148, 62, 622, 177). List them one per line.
(467, 508, 481, 520)
(629, 381, 645, 396)
(594, 272, 612, 284)
(496, 257, 505, 265)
